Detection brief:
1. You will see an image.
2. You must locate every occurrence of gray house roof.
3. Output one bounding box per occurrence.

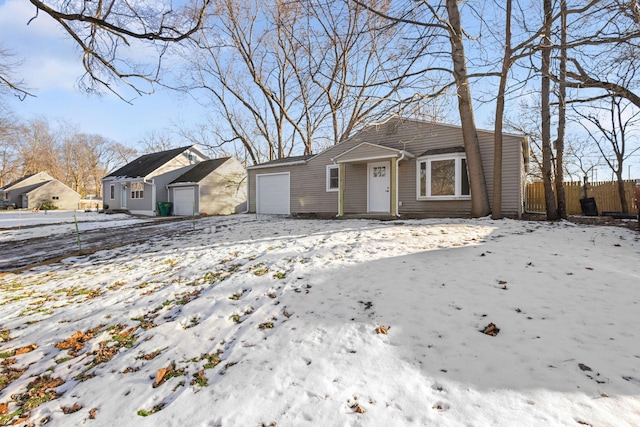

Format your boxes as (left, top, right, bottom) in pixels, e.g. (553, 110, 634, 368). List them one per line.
(105, 146, 193, 178)
(170, 158, 231, 184)
(247, 154, 314, 169)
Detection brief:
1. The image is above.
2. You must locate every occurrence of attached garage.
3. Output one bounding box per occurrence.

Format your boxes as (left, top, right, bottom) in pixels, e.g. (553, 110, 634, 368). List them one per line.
(172, 187, 196, 216)
(256, 173, 290, 215)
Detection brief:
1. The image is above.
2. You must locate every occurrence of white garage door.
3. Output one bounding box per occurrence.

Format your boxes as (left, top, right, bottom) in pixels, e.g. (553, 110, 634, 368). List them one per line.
(173, 187, 196, 216)
(256, 173, 290, 214)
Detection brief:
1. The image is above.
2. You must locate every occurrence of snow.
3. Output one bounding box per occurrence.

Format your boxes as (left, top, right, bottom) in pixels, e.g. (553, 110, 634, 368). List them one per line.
(0, 215, 639, 426)
(0, 210, 151, 242)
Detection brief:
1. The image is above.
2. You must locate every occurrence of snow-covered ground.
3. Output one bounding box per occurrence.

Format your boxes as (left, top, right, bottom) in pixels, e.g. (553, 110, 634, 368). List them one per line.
(0, 210, 151, 242)
(0, 216, 639, 426)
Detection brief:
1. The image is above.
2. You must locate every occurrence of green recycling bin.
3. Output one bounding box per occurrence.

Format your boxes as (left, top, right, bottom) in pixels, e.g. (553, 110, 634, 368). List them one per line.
(157, 202, 173, 216)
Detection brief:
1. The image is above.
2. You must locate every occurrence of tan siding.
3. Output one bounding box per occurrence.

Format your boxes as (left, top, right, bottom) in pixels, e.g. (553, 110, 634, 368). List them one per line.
(344, 164, 368, 213)
(249, 119, 524, 217)
(199, 158, 247, 215)
(27, 181, 81, 210)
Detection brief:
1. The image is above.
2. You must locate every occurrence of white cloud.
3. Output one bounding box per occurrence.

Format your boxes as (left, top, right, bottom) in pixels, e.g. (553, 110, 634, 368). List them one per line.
(0, 0, 85, 91)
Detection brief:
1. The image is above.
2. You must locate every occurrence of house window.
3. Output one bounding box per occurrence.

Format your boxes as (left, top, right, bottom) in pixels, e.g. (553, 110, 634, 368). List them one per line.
(131, 182, 144, 199)
(326, 165, 339, 192)
(417, 154, 470, 200)
(109, 185, 115, 200)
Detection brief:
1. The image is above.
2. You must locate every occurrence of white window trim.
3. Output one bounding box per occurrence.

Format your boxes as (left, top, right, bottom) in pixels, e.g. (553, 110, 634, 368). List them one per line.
(109, 184, 115, 200)
(131, 182, 144, 199)
(416, 153, 471, 201)
(326, 165, 339, 192)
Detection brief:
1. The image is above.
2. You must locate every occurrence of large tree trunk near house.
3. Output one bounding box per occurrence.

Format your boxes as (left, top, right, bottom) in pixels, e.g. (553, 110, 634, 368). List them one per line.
(554, 0, 568, 219)
(446, 0, 490, 218)
(492, 0, 512, 220)
(541, 0, 559, 220)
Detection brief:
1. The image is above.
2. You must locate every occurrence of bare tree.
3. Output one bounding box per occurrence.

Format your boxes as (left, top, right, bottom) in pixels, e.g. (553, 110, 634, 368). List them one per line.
(139, 129, 180, 154)
(554, 0, 568, 219)
(563, 136, 604, 183)
(20, 0, 211, 99)
(0, 44, 31, 100)
(18, 118, 62, 179)
(354, 0, 493, 217)
(185, 0, 433, 164)
(540, 0, 559, 220)
(574, 97, 640, 213)
(0, 107, 23, 186)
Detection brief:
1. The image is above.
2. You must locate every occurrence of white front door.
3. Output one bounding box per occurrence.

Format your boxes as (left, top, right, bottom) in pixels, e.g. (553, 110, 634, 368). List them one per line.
(368, 161, 390, 212)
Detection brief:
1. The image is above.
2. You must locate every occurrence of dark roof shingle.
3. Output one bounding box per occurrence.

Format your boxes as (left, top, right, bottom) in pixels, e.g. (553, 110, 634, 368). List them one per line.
(105, 146, 193, 178)
(170, 158, 231, 184)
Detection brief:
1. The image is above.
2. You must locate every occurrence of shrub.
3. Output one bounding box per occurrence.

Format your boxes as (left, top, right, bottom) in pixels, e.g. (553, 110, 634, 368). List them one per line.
(39, 200, 58, 210)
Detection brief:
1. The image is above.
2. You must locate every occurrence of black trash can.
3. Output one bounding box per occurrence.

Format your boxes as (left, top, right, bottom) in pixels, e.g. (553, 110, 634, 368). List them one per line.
(579, 197, 598, 216)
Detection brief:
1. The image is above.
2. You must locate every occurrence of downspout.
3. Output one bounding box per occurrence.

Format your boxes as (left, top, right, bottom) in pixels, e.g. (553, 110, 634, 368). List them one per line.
(242, 171, 250, 214)
(331, 158, 341, 218)
(395, 152, 406, 217)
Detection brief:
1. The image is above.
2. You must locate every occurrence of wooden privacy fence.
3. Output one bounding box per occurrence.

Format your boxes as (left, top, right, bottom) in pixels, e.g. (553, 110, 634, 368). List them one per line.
(526, 180, 639, 215)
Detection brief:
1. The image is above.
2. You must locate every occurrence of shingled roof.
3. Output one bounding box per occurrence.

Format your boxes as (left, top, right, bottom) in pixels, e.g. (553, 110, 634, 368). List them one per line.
(105, 146, 193, 178)
(170, 158, 231, 184)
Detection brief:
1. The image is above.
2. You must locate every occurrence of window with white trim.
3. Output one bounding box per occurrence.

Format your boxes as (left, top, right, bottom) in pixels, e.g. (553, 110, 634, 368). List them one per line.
(109, 184, 115, 200)
(131, 182, 144, 199)
(417, 154, 470, 199)
(326, 165, 339, 192)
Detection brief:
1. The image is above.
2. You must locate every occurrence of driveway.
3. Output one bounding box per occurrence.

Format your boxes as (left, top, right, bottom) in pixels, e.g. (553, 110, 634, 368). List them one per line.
(0, 217, 203, 272)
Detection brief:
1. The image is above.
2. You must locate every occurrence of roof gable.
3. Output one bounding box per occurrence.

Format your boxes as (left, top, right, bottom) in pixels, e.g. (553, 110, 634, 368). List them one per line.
(170, 158, 231, 184)
(105, 146, 196, 179)
(332, 142, 414, 163)
(1, 172, 54, 191)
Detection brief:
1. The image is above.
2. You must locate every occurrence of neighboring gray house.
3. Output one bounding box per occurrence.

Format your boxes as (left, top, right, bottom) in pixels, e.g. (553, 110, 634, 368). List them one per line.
(247, 119, 528, 218)
(102, 145, 209, 216)
(167, 157, 247, 216)
(102, 146, 247, 216)
(0, 172, 81, 210)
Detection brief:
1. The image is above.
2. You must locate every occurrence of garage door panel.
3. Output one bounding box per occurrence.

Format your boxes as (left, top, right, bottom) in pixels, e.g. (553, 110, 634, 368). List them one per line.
(174, 187, 195, 216)
(257, 173, 290, 215)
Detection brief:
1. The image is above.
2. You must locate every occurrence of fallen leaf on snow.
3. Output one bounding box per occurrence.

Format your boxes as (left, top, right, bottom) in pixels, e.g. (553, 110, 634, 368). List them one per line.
(156, 365, 174, 385)
(0, 402, 7, 415)
(481, 323, 500, 336)
(15, 344, 37, 355)
(375, 326, 389, 335)
(351, 403, 366, 414)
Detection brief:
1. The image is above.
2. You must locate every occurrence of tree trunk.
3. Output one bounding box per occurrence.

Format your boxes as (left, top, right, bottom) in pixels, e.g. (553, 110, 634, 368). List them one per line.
(445, 0, 490, 217)
(492, 0, 512, 220)
(555, 0, 567, 219)
(616, 171, 629, 214)
(541, 0, 559, 220)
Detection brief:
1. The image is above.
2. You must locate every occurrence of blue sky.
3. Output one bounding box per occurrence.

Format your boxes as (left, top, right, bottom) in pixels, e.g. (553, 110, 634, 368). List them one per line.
(0, 0, 203, 148)
(1, 0, 638, 180)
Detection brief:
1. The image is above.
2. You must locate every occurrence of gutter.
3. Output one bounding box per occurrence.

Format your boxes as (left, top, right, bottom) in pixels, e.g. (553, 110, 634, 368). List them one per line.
(247, 160, 308, 170)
